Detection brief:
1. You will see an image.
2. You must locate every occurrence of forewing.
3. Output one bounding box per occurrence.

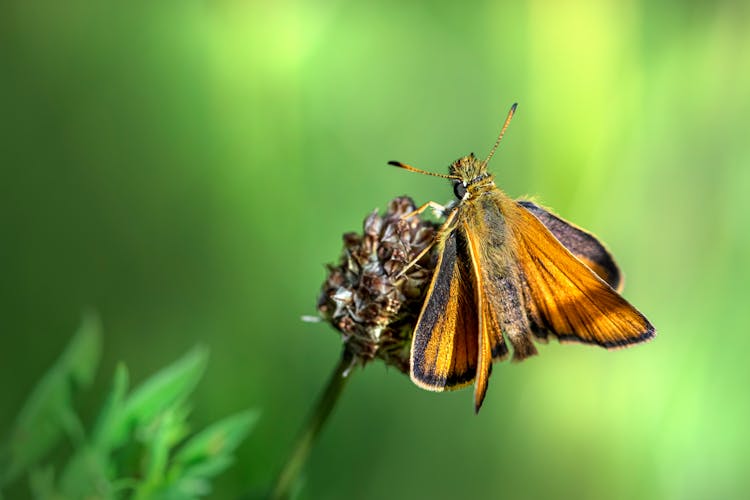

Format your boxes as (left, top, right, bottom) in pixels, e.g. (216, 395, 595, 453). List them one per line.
(410, 230, 479, 391)
(503, 199, 655, 348)
(518, 200, 622, 290)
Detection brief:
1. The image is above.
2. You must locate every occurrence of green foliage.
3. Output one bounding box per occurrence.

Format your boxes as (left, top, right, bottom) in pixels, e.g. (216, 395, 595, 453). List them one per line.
(0, 319, 257, 499)
(0, 314, 101, 486)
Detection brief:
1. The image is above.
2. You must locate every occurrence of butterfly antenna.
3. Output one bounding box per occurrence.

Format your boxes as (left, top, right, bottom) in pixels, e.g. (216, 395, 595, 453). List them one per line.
(388, 161, 461, 180)
(484, 102, 518, 166)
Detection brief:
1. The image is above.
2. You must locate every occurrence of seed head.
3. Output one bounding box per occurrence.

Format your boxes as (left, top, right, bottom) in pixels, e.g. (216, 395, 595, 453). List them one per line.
(317, 197, 438, 373)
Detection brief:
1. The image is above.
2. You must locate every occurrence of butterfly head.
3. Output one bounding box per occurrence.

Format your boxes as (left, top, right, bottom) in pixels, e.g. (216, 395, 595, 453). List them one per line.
(449, 154, 494, 200)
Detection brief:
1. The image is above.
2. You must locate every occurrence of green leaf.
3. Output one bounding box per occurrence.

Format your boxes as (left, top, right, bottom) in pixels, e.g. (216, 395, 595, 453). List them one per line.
(107, 347, 208, 450)
(180, 455, 234, 479)
(136, 404, 191, 495)
(126, 347, 208, 422)
(166, 476, 211, 498)
(0, 314, 102, 486)
(172, 410, 259, 479)
(91, 363, 130, 452)
(140, 411, 257, 500)
(58, 446, 111, 499)
(107, 347, 208, 448)
(58, 363, 127, 500)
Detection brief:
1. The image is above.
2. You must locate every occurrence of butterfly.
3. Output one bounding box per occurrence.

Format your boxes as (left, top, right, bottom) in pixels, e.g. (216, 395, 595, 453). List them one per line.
(389, 103, 655, 412)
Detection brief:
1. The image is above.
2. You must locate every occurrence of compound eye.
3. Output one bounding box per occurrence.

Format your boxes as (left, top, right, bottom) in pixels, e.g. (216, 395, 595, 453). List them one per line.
(453, 182, 467, 199)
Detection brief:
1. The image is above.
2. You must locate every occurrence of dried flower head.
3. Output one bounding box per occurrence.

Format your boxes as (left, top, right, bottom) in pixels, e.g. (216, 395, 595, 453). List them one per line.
(317, 196, 438, 373)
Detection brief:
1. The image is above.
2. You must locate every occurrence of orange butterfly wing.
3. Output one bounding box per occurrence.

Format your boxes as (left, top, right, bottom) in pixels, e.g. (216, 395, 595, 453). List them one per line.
(502, 199, 655, 348)
(517, 200, 622, 291)
(410, 230, 479, 391)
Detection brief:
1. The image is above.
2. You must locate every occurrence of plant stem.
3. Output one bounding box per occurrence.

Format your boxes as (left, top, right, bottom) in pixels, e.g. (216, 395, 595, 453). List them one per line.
(269, 351, 353, 500)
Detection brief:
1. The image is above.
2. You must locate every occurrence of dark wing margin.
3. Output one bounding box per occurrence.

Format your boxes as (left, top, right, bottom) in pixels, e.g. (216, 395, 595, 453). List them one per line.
(410, 230, 478, 391)
(518, 200, 622, 291)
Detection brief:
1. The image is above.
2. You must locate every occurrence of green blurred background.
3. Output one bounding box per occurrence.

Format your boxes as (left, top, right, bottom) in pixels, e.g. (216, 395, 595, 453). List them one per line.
(2, 0, 749, 498)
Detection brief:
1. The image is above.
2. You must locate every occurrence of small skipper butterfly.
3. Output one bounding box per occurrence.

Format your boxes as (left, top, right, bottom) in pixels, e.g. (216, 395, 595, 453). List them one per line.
(390, 103, 655, 412)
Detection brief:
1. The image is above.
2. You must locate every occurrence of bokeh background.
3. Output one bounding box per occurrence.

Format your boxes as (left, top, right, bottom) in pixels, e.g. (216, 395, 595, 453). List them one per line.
(2, 0, 750, 498)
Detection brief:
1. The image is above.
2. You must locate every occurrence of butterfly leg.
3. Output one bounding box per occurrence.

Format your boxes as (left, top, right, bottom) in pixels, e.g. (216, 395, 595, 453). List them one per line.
(401, 200, 449, 220)
(396, 208, 457, 278)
